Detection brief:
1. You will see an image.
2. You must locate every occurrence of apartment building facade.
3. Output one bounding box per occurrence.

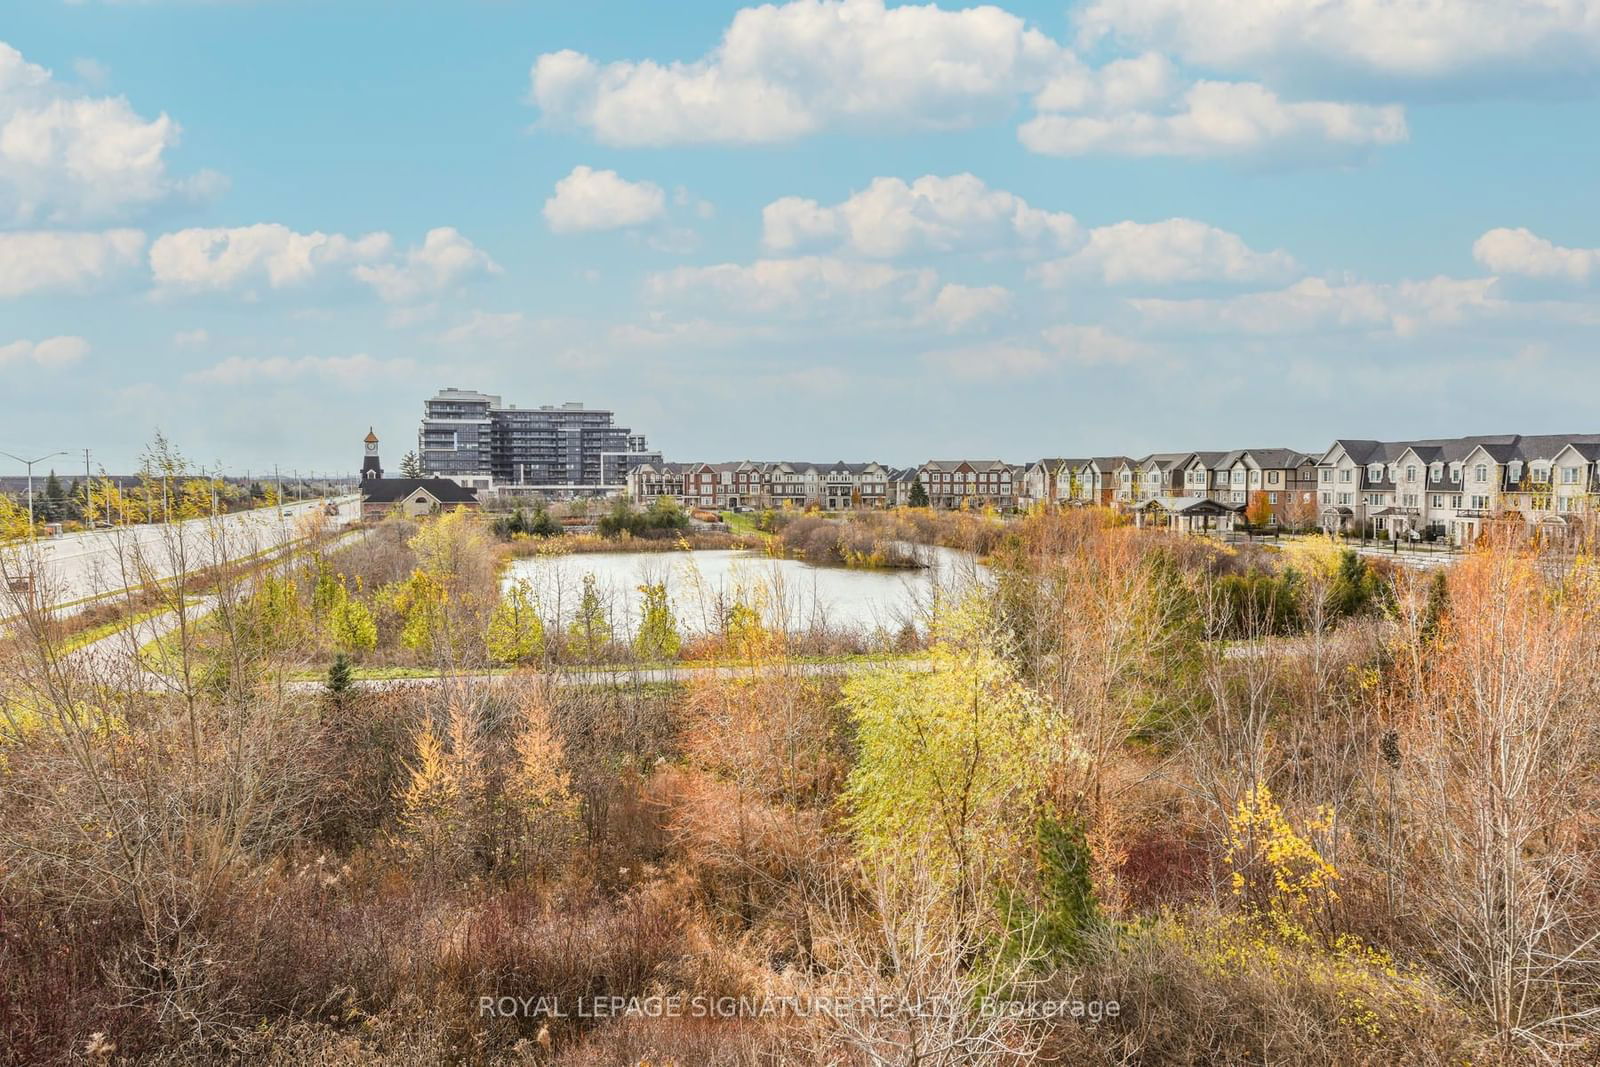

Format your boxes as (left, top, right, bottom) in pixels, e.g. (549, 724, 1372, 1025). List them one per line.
(418, 388, 658, 489)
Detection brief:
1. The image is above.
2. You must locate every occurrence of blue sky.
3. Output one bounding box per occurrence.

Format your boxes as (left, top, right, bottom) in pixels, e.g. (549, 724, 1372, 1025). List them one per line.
(4, 0, 1599, 474)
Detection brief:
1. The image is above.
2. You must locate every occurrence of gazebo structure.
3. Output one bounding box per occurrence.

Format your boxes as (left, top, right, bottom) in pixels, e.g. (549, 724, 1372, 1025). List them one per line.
(1133, 496, 1244, 533)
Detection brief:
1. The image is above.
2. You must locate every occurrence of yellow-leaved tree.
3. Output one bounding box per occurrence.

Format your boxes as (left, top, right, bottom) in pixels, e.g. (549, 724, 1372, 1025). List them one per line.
(328, 587, 378, 656)
(487, 578, 544, 664)
(0, 493, 32, 542)
(397, 717, 460, 874)
(842, 595, 1053, 896)
(503, 690, 578, 873)
(397, 702, 487, 875)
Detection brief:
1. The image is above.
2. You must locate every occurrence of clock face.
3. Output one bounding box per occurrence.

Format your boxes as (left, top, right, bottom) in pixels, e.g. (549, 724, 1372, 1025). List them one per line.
(365, 442, 378, 454)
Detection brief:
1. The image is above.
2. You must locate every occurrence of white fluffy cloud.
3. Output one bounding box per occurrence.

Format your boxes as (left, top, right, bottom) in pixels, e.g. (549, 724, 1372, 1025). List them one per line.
(1020, 77, 1406, 159)
(645, 255, 938, 321)
(1074, 0, 1600, 85)
(149, 224, 391, 292)
(352, 227, 500, 303)
(0, 334, 89, 368)
(1131, 275, 1503, 336)
(543, 165, 667, 233)
(149, 224, 495, 302)
(530, 0, 1411, 162)
(924, 283, 1012, 331)
(0, 41, 215, 223)
(1033, 218, 1299, 286)
(531, 0, 1064, 145)
(185, 353, 415, 386)
(1473, 227, 1600, 283)
(0, 229, 145, 297)
(762, 174, 1081, 258)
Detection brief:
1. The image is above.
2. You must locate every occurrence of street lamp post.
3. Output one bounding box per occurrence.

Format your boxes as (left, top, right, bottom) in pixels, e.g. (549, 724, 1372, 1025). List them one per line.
(1, 450, 70, 541)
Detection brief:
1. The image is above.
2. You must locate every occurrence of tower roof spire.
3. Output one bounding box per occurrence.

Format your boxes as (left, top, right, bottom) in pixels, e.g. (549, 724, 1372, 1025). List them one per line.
(364, 427, 379, 444)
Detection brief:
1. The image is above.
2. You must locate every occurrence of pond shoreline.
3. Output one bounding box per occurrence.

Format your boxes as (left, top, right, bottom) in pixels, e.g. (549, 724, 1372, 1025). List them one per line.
(501, 545, 985, 640)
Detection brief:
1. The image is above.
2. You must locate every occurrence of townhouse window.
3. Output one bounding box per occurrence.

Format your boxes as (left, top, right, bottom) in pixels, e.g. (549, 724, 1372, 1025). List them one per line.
(1268, 471, 1279, 485)
(1431, 464, 1443, 480)
(1564, 466, 1580, 484)
(1369, 465, 1382, 481)
(1452, 495, 1462, 509)
(1338, 493, 1352, 506)
(1268, 493, 1278, 504)
(1450, 466, 1461, 482)
(1321, 492, 1331, 504)
(1406, 465, 1417, 481)
(1340, 468, 1352, 483)
(1432, 495, 1443, 507)
(1472, 496, 1489, 510)
(1533, 466, 1549, 483)
(1321, 468, 1332, 483)
(1508, 462, 1522, 482)
(1475, 465, 1487, 482)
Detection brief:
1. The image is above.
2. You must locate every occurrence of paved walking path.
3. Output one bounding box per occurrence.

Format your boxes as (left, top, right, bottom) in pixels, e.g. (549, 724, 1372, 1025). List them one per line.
(287, 657, 936, 693)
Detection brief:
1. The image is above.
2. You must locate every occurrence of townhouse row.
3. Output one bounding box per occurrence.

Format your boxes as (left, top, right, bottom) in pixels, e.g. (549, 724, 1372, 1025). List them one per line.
(627, 460, 919, 511)
(627, 459, 1032, 511)
(1315, 435, 1600, 546)
(627, 433, 1600, 546)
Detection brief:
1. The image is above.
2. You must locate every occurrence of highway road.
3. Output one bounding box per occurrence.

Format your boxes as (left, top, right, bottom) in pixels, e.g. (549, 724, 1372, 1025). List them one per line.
(2, 495, 361, 609)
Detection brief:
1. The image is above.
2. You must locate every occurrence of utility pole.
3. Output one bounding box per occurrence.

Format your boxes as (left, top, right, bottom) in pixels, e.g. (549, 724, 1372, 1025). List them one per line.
(1, 450, 69, 541)
(275, 465, 283, 517)
(83, 447, 92, 526)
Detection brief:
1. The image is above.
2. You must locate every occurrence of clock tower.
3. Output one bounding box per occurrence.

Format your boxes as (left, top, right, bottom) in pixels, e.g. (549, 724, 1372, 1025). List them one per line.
(361, 428, 383, 481)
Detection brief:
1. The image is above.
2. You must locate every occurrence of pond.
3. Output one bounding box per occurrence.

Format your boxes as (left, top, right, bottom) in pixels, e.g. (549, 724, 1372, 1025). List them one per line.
(502, 545, 986, 639)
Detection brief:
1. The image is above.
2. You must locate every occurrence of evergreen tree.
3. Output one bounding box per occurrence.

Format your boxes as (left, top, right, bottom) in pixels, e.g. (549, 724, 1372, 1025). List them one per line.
(909, 479, 930, 507)
(400, 451, 424, 478)
(325, 653, 354, 709)
(42, 471, 66, 522)
(529, 504, 560, 538)
(997, 814, 1103, 969)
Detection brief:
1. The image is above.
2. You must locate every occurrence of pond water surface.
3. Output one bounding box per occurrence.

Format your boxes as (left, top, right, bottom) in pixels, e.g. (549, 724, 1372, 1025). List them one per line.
(502, 545, 984, 639)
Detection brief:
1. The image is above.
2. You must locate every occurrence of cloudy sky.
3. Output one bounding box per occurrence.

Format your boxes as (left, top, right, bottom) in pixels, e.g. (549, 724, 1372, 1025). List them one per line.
(5, 0, 1599, 473)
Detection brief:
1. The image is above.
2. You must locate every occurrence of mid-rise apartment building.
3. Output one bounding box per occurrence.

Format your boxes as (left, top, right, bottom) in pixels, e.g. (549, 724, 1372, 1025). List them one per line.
(417, 388, 658, 489)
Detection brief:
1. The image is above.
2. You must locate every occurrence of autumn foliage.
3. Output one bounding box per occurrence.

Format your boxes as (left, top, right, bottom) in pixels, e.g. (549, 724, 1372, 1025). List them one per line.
(4, 498, 1600, 1063)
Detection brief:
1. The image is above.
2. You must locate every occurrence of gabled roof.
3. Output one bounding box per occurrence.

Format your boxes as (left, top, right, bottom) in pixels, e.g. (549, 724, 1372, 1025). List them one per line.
(1239, 448, 1313, 469)
(360, 478, 478, 504)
